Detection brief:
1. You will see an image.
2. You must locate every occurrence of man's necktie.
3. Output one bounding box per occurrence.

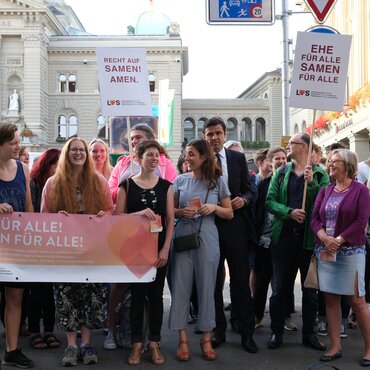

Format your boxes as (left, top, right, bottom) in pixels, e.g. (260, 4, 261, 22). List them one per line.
(216, 153, 222, 175)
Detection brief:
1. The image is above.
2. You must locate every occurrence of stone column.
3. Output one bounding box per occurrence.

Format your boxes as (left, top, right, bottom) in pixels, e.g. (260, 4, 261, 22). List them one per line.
(348, 132, 369, 161)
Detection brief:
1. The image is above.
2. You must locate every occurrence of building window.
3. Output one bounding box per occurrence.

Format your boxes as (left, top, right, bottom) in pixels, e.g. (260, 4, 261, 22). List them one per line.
(68, 74, 76, 92)
(97, 115, 108, 139)
(57, 114, 78, 139)
(59, 74, 67, 93)
(148, 74, 156, 92)
(59, 74, 77, 93)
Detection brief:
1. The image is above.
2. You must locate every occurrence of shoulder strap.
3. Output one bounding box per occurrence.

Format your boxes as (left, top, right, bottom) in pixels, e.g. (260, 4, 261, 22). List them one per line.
(278, 165, 288, 186)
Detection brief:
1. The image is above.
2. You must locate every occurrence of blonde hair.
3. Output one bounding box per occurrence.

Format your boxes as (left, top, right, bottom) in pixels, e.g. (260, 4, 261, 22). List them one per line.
(88, 138, 112, 180)
(46, 137, 105, 214)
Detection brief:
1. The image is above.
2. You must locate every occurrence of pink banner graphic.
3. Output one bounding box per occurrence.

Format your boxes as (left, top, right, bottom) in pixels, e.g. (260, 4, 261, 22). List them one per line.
(0, 213, 158, 283)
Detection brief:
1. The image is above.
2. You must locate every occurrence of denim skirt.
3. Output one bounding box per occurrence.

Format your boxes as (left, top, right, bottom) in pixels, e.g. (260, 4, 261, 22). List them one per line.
(318, 253, 365, 296)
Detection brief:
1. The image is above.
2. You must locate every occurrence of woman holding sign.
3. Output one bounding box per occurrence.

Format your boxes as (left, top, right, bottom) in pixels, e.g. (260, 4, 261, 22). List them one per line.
(41, 138, 113, 367)
(115, 140, 174, 366)
(0, 124, 34, 368)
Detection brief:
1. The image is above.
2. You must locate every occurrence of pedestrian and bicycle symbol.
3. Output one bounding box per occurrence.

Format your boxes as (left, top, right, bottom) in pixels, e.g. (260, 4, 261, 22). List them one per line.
(206, 0, 274, 25)
(219, 0, 262, 19)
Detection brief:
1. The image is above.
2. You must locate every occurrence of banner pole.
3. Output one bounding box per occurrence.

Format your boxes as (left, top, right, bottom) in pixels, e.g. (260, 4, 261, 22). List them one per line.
(301, 109, 317, 209)
(127, 117, 134, 176)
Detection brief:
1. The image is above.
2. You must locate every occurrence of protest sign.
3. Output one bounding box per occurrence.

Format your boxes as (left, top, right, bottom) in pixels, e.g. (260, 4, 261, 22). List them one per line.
(289, 31, 352, 111)
(96, 47, 152, 117)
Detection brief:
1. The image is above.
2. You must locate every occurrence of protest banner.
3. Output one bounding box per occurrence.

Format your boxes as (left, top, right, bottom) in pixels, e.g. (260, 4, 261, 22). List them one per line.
(0, 213, 158, 283)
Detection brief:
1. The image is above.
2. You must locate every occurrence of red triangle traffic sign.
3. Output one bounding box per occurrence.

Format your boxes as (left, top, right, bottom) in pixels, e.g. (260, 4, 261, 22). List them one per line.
(304, 0, 337, 23)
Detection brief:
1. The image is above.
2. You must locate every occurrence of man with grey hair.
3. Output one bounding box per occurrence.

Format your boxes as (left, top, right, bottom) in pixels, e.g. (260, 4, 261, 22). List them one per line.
(265, 133, 330, 350)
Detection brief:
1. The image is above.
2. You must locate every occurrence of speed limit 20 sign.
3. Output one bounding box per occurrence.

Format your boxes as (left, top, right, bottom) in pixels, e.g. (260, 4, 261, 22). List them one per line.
(206, 0, 275, 25)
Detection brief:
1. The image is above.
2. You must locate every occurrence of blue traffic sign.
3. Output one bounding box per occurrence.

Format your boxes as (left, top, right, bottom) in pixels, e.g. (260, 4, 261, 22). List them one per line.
(206, 0, 274, 25)
(306, 25, 339, 34)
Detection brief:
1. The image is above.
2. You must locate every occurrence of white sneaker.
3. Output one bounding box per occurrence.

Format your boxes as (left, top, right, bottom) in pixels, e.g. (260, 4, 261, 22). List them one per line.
(255, 319, 263, 329)
(316, 320, 328, 336)
(284, 317, 298, 331)
(103, 331, 117, 350)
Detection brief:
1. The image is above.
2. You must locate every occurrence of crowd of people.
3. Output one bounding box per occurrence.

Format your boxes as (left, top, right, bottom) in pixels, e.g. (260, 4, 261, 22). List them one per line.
(0, 119, 369, 368)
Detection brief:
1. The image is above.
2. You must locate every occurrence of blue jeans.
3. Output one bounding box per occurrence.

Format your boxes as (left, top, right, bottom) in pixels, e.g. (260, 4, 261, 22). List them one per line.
(269, 230, 318, 336)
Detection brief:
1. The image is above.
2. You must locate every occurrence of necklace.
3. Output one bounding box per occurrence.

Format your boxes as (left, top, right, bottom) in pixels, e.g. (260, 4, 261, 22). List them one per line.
(334, 182, 351, 193)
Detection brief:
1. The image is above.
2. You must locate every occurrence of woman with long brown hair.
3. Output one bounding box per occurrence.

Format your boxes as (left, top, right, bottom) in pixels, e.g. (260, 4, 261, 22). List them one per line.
(169, 139, 233, 362)
(41, 137, 113, 367)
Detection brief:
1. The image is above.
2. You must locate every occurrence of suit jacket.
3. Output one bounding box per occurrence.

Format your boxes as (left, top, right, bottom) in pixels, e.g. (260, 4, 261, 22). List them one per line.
(216, 149, 257, 244)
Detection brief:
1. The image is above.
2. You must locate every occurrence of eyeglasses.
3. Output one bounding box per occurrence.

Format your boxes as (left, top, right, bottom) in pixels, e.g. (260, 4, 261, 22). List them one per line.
(69, 148, 86, 154)
(287, 141, 304, 146)
(328, 159, 345, 165)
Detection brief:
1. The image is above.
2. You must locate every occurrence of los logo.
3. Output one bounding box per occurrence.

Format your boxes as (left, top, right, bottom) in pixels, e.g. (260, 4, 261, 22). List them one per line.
(296, 89, 310, 96)
(107, 99, 120, 106)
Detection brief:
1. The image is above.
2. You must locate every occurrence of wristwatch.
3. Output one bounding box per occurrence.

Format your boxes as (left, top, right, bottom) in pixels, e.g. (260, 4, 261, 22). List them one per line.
(335, 235, 344, 244)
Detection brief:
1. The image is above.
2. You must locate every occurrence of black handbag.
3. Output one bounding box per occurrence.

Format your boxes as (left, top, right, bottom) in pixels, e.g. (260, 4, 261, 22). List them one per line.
(173, 186, 210, 253)
(173, 232, 201, 252)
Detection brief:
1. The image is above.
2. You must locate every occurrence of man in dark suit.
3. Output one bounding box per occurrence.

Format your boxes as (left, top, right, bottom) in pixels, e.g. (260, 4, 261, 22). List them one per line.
(203, 117, 258, 354)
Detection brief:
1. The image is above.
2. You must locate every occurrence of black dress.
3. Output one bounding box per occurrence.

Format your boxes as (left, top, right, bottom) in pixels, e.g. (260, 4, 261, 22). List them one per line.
(121, 177, 171, 343)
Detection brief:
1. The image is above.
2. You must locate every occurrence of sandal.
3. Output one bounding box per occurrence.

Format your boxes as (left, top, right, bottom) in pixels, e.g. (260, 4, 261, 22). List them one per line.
(30, 334, 48, 349)
(149, 342, 165, 365)
(176, 340, 190, 361)
(43, 333, 61, 348)
(200, 338, 216, 361)
(128, 344, 143, 366)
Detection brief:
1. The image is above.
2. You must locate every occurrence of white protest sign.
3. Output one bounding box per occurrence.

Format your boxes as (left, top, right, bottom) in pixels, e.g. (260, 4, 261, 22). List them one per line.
(289, 31, 352, 111)
(96, 47, 152, 116)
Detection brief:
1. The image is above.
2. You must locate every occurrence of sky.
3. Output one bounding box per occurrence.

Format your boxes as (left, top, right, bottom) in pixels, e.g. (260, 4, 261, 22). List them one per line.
(66, 0, 315, 99)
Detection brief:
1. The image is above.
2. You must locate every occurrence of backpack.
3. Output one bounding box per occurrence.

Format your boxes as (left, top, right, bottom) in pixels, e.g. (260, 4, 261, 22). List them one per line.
(114, 289, 150, 349)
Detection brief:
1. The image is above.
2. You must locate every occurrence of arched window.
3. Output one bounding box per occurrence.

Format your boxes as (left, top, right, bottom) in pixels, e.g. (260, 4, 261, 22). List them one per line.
(197, 118, 207, 138)
(294, 124, 299, 133)
(183, 118, 194, 142)
(59, 74, 77, 93)
(98, 115, 108, 139)
(148, 74, 156, 92)
(68, 74, 76, 92)
(226, 118, 237, 140)
(302, 120, 307, 132)
(57, 114, 78, 139)
(256, 118, 266, 141)
(59, 74, 67, 93)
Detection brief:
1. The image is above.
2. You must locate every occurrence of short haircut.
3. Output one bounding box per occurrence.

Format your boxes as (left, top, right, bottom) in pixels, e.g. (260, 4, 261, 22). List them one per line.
(332, 149, 358, 179)
(254, 148, 269, 165)
(312, 143, 322, 156)
(329, 142, 345, 151)
(224, 140, 243, 150)
(267, 147, 287, 161)
(135, 139, 162, 159)
(131, 123, 155, 140)
(300, 133, 311, 146)
(203, 117, 226, 134)
(0, 123, 17, 145)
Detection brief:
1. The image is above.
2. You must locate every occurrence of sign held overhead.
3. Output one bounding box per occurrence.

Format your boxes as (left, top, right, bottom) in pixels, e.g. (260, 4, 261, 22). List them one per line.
(289, 31, 352, 112)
